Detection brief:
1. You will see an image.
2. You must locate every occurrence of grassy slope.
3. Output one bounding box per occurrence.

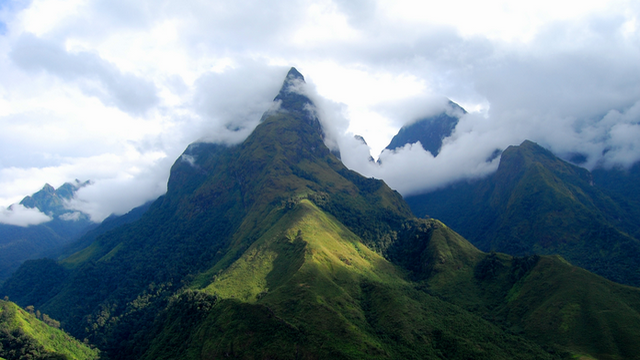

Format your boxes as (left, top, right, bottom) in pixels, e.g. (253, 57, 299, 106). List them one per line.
(507, 256, 640, 360)
(0, 300, 99, 360)
(141, 200, 553, 360)
(410, 223, 640, 360)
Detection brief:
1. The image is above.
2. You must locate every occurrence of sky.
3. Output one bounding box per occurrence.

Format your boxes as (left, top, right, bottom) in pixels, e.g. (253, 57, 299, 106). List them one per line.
(0, 0, 639, 226)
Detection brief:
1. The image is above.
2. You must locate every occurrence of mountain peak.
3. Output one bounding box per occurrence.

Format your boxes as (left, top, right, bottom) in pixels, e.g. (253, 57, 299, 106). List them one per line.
(285, 67, 304, 81)
(384, 99, 465, 156)
(18, 181, 90, 220)
(276, 67, 305, 96)
(273, 67, 313, 114)
(500, 140, 558, 170)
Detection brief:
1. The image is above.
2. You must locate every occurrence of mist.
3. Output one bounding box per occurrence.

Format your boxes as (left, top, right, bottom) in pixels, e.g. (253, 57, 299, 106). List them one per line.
(0, 204, 51, 227)
(1, 0, 638, 222)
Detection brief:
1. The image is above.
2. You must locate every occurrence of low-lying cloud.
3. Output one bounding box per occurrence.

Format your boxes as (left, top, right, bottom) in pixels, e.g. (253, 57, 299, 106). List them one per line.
(190, 62, 290, 145)
(0, 204, 52, 227)
(302, 73, 640, 196)
(1, 0, 639, 223)
(65, 160, 171, 222)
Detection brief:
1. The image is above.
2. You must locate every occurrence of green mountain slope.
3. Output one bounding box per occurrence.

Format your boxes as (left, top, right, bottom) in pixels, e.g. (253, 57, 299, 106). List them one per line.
(449, 253, 640, 360)
(406, 140, 640, 287)
(0, 299, 99, 360)
(392, 220, 640, 360)
(2, 69, 640, 359)
(140, 200, 554, 360)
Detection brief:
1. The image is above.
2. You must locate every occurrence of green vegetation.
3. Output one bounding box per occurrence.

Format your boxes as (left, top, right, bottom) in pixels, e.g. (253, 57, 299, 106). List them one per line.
(0, 300, 98, 360)
(1, 69, 639, 360)
(407, 140, 640, 287)
(592, 161, 640, 239)
(140, 200, 555, 359)
(390, 220, 640, 360)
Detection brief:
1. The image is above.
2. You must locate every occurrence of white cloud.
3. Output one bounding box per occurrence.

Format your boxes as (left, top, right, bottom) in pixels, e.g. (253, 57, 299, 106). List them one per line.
(0, 0, 638, 217)
(0, 203, 52, 227)
(59, 211, 83, 221)
(190, 62, 289, 144)
(10, 33, 159, 115)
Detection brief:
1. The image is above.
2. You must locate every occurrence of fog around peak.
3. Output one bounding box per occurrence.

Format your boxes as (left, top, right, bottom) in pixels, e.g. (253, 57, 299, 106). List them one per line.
(0, 0, 638, 220)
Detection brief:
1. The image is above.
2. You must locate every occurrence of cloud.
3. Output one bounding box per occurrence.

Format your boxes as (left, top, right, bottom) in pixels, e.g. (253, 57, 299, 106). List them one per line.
(295, 78, 498, 196)
(64, 157, 171, 222)
(0, 143, 176, 222)
(329, 109, 501, 196)
(335, 95, 640, 196)
(0, 0, 639, 217)
(59, 211, 83, 221)
(0, 59, 292, 222)
(565, 101, 640, 169)
(10, 33, 159, 114)
(0, 203, 52, 227)
(320, 6, 640, 195)
(190, 62, 289, 144)
(373, 95, 452, 129)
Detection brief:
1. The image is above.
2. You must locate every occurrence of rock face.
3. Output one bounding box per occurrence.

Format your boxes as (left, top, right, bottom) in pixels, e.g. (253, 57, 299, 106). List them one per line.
(385, 100, 466, 156)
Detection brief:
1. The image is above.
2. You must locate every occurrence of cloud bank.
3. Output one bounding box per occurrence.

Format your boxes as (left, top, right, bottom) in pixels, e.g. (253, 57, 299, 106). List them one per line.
(0, 0, 638, 219)
(0, 204, 52, 227)
(11, 34, 159, 115)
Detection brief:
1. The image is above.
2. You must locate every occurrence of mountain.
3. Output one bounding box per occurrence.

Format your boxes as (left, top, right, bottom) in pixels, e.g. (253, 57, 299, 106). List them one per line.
(0, 182, 95, 283)
(406, 140, 640, 287)
(51, 200, 153, 261)
(20, 181, 89, 219)
(391, 220, 640, 359)
(384, 100, 466, 156)
(2, 69, 640, 359)
(1, 299, 99, 360)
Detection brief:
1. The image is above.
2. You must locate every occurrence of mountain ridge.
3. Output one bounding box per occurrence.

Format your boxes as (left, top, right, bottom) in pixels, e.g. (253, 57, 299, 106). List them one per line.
(406, 139, 640, 287)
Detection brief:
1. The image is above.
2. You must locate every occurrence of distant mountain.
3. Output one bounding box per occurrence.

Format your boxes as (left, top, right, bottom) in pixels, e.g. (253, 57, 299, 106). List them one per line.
(2, 70, 640, 360)
(384, 100, 466, 156)
(0, 182, 95, 283)
(406, 140, 640, 287)
(0, 299, 99, 360)
(20, 181, 87, 216)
